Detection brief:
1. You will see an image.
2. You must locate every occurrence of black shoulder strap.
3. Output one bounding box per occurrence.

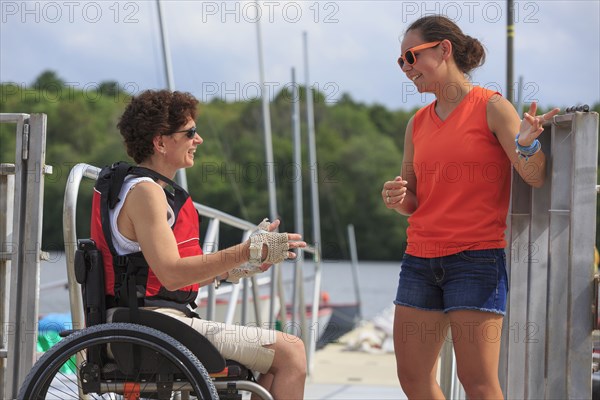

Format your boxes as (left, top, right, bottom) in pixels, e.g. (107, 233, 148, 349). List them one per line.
(107, 161, 133, 209)
(96, 162, 132, 259)
(129, 166, 189, 221)
(95, 162, 190, 258)
(98, 161, 187, 211)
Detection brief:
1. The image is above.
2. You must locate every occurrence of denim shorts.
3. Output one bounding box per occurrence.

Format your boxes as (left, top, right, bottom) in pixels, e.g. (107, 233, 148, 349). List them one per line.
(394, 249, 508, 315)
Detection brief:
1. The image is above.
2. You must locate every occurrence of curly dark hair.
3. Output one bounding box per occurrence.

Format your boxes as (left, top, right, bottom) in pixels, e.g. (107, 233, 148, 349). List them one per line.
(117, 90, 199, 163)
(406, 15, 486, 75)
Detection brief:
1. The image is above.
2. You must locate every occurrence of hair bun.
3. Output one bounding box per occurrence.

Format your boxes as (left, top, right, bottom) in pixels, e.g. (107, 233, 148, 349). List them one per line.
(464, 35, 479, 47)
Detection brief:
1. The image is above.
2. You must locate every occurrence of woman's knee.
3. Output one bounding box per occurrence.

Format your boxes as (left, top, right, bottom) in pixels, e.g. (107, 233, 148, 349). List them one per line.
(287, 335, 307, 369)
(457, 368, 500, 396)
(397, 362, 426, 387)
(271, 333, 306, 372)
(396, 368, 416, 388)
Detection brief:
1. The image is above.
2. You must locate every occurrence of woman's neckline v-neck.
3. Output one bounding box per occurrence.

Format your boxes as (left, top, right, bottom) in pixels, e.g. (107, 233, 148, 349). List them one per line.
(429, 86, 478, 127)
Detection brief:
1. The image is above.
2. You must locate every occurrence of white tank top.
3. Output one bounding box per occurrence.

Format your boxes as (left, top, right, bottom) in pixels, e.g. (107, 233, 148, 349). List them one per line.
(109, 176, 175, 255)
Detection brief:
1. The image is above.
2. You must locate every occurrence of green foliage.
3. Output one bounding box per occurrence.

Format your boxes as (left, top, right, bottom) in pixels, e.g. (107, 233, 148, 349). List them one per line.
(31, 70, 65, 92)
(2, 70, 599, 260)
(1, 73, 130, 249)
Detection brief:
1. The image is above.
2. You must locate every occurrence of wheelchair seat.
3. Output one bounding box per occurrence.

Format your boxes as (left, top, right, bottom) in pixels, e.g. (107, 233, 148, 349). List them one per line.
(111, 308, 225, 373)
(110, 308, 254, 381)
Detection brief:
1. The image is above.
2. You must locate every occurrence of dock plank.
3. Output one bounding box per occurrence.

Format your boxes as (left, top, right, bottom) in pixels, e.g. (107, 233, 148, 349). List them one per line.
(305, 322, 407, 399)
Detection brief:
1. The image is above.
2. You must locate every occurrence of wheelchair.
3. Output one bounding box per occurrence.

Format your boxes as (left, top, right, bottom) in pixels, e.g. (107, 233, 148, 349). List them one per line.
(17, 237, 274, 400)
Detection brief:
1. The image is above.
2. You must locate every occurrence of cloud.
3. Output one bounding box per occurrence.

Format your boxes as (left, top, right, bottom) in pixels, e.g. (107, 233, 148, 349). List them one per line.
(1, 0, 598, 110)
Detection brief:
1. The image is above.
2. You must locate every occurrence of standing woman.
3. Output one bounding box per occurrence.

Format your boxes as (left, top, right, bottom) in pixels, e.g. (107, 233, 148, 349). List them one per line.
(382, 15, 559, 399)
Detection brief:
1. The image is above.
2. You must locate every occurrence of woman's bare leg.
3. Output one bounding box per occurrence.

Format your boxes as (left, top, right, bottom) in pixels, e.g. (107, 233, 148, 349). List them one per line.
(449, 310, 504, 399)
(394, 305, 449, 399)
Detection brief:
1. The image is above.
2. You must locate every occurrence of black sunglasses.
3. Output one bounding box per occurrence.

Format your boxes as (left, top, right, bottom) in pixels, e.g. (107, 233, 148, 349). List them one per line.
(170, 126, 197, 139)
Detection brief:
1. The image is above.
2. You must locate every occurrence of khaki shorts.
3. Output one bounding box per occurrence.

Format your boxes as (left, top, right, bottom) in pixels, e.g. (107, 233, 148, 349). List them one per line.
(107, 307, 277, 374)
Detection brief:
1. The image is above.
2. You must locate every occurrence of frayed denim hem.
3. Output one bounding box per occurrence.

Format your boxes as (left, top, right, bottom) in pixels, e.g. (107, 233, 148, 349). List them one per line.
(393, 300, 445, 313)
(444, 305, 506, 316)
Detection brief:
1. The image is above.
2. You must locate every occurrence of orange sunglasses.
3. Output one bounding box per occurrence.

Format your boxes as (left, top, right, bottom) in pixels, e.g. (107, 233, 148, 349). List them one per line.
(397, 41, 442, 68)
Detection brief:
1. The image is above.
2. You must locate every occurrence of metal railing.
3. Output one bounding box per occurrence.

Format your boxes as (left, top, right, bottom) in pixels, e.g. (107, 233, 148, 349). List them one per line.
(62, 163, 322, 372)
(0, 113, 51, 400)
(438, 111, 599, 399)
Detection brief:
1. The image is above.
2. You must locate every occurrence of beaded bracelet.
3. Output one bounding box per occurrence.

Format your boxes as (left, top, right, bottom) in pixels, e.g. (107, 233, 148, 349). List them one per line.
(515, 134, 541, 161)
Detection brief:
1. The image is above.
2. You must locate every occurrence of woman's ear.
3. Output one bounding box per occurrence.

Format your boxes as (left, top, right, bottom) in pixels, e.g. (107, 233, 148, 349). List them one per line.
(153, 135, 166, 155)
(441, 39, 453, 61)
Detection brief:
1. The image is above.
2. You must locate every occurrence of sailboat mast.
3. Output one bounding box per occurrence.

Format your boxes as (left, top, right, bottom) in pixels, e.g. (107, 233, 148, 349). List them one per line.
(255, 10, 278, 222)
(303, 31, 323, 374)
(255, 3, 280, 325)
(506, 0, 514, 104)
(156, 0, 175, 91)
(291, 67, 307, 335)
(156, 0, 188, 189)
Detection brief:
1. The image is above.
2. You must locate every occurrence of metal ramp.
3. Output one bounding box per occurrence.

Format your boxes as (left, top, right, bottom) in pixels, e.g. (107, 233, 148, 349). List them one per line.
(440, 110, 599, 399)
(0, 113, 51, 400)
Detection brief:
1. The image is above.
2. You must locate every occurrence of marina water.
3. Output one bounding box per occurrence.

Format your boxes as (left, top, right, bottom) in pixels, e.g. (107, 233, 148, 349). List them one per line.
(39, 252, 400, 322)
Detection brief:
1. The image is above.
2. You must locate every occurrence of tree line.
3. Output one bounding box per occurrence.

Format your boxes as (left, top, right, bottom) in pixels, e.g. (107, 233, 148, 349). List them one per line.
(1, 71, 598, 261)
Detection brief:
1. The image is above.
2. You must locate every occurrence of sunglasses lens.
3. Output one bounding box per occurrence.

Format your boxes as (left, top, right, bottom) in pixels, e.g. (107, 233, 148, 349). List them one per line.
(186, 128, 196, 138)
(398, 57, 405, 68)
(405, 51, 416, 65)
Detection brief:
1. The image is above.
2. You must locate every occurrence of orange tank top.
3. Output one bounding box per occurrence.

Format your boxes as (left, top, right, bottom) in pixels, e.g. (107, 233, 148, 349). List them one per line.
(406, 86, 511, 258)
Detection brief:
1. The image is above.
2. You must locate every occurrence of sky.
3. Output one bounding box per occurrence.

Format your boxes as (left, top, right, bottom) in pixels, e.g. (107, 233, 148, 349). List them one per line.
(1, 0, 599, 111)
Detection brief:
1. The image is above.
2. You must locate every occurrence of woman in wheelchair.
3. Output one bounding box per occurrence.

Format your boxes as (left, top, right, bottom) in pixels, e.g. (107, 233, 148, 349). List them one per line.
(91, 89, 308, 399)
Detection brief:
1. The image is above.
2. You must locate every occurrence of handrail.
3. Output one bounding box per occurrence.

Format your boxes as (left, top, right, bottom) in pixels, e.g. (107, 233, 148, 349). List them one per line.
(0, 113, 30, 123)
(63, 163, 98, 330)
(1, 113, 48, 400)
(194, 202, 317, 254)
(63, 163, 320, 368)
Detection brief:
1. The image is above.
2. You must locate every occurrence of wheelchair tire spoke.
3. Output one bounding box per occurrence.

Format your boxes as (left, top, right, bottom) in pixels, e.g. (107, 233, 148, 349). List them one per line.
(18, 323, 218, 400)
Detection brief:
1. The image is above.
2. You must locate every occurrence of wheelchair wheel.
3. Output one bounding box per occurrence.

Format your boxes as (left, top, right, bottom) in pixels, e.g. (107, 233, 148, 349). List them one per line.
(18, 323, 218, 400)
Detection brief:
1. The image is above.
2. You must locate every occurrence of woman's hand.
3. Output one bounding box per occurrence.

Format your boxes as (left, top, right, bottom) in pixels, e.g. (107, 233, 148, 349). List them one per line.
(517, 102, 560, 146)
(259, 219, 306, 271)
(382, 176, 409, 210)
(226, 219, 307, 283)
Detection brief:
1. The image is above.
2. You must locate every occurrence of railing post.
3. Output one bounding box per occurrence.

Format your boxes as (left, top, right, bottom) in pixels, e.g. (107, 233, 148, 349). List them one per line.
(499, 111, 598, 399)
(202, 218, 220, 321)
(1, 113, 50, 399)
(564, 112, 598, 397)
(0, 164, 15, 400)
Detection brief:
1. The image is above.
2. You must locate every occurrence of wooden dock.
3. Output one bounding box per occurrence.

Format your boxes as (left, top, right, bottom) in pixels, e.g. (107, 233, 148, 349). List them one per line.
(304, 322, 407, 399)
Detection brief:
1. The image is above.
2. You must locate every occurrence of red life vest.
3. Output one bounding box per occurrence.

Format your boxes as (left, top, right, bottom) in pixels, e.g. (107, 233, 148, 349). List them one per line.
(90, 162, 201, 313)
